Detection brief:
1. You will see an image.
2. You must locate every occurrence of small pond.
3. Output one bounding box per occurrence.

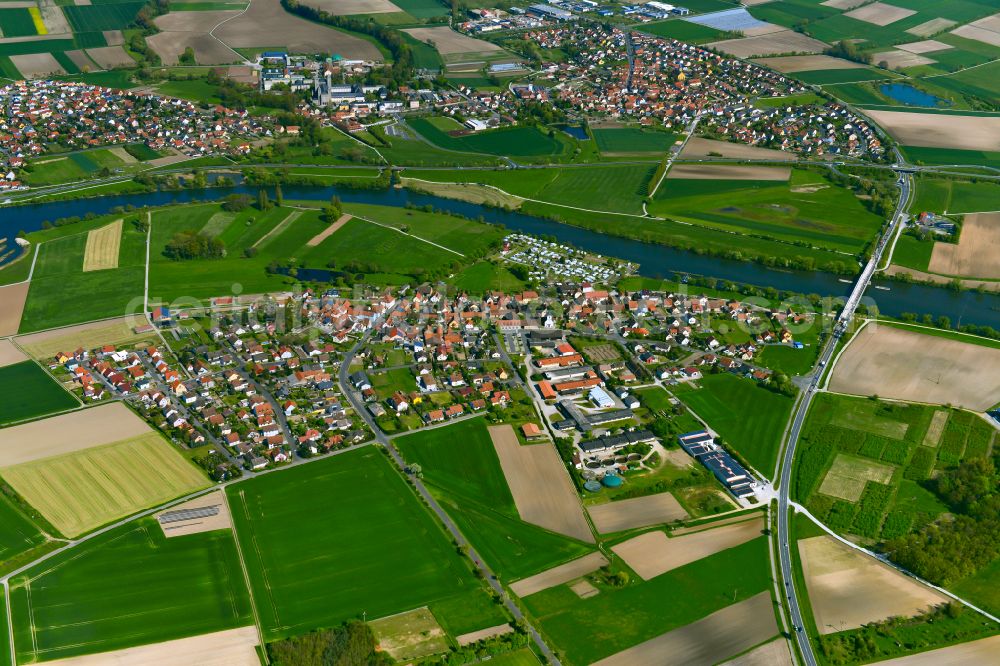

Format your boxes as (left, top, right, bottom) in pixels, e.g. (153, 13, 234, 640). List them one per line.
(879, 83, 950, 108)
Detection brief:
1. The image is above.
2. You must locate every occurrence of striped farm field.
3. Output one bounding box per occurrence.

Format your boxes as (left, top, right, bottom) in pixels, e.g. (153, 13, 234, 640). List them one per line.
(1, 431, 210, 537)
(82, 219, 122, 272)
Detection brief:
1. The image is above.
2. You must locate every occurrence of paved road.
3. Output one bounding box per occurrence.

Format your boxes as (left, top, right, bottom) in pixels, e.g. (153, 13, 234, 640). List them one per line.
(337, 324, 562, 665)
(775, 169, 911, 665)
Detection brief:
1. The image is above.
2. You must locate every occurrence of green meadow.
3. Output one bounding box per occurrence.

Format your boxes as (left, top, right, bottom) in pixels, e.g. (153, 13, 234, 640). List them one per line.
(227, 447, 507, 641)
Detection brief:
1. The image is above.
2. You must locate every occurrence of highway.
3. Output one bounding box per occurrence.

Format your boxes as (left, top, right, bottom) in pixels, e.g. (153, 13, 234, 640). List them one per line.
(775, 168, 911, 665)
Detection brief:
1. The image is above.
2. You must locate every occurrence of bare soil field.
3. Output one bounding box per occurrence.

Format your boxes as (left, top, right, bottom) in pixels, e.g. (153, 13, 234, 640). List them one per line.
(216, 0, 381, 60)
(455, 623, 512, 647)
(873, 635, 1000, 665)
(0, 402, 149, 464)
(830, 324, 1000, 410)
(845, 1, 915, 26)
(821, 0, 866, 8)
(82, 219, 122, 272)
(707, 30, 827, 57)
(509, 552, 607, 597)
(39, 0, 70, 35)
(743, 22, 786, 37)
(155, 489, 231, 538)
(929, 212, 1000, 279)
(818, 453, 894, 502)
(586, 491, 688, 534)
(952, 22, 1000, 48)
(898, 39, 951, 54)
(102, 29, 123, 45)
(0, 339, 27, 367)
(302, 0, 400, 14)
(667, 164, 791, 181)
(681, 136, 796, 161)
(0, 282, 29, 337)
(865, 109, 1000, 151)
(306, 213, 352, 247)
(149, 11, 241, 65)
(489, 425, 594, 542)
(403, 26, 502, 56)
(65, 50, 94, 70)
(370, 607, 447, 661)
(721, 638, 793, 666)
(570, 579, 599, 598)
(871, 49, 935, 69)
(593, 592, 777, 666)
(922, 410, 948, 447)
(42, 626, 260, 666)
(612, 517, 764, 580)
(907, 18, 957, 37)
(16, 316, 155, 359)
(85, 45, 134, 69)
(799, 535, 947, 634)
(3, 431, 210, 537)
(754, 54, 866, 72)
(10, 52, 65, 77)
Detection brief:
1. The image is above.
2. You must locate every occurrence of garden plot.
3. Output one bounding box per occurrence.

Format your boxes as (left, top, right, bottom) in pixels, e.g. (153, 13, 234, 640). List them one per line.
(10, 51, 64, 77)
(0, 282, 29, 337)
(817, 454, 894, 502)
(216, 0, 382, 60)
(38, 626, 260, 666)
(798, 535, 947, 634)
(666, 164, 791, 181)
(873, 635, 1000, 665)
(707, 30, 827, 57)
(149, 11, 241, 65)
(865, 110, 1000, 152)
(928, 212, 1000, 280)
(370, 607, 448, 661)
(592, 592, 777, 666)
(85, 45, 133, 68)
(82, 219, 122, 272)
(489, 425, 594, 543)
(844, 2, 915, 26)
(754, 54, 866, 72)
(611, 517, 764, 580)
(681, 136, 796, 160)
(508, 552, 607, 597)
(586, 492, 688, 534)
(907, 18, 957, 37)
(830, 324, 1000, 411)
(302, 0, 401, 13)
(897, 40, 952, 54)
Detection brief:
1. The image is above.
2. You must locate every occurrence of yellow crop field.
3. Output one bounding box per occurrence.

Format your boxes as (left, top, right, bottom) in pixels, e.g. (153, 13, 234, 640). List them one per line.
(28, 7, 47, 35)
(1, 432, 210, 537)
(82, 219, 122, 272)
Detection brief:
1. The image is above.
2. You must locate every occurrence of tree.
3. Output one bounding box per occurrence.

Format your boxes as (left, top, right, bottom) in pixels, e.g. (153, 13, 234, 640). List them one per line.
(179, 46, 195, 65)
(257, 188, 272, 211)
(163, 231, 225, 260)
(222, 193, 252, 212)
(275, 182, 284, 207)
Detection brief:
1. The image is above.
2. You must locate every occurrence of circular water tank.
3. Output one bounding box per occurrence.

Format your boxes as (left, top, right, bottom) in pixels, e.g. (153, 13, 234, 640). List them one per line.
(584, 480, 603, 493)
(602, 474, 623, 488)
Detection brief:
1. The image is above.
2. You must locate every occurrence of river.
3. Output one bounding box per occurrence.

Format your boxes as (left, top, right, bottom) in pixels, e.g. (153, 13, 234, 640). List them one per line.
(4, 181, 1000, 329)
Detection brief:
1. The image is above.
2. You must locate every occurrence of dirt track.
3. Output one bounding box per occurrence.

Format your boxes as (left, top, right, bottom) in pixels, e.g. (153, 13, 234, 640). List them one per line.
(667, 164, 790, 181)
(306, 214, 352, 247)
(680, 136, 796, 161)
(799, 536, 946, 634)
(586, 491, 688, 534)
(216, 0, 381, 60)
(0, 282, 29, 337)
(509, 551, 607, 597)
(489, 425, 594, 542)
(0, 402, 150, 466)
(865, 109, 1000, 151)
(929, 213, 1000, 279)
(612, 517, 764, 580)
(42, 626, 260, 666)
(829, 323, 1000, 411)
(592, 592, 777, 666)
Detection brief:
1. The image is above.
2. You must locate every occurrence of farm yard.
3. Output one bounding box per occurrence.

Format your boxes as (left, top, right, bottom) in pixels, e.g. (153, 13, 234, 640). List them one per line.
(829, 323, 1000, 410)
(227, 447, 507, 642)
(9, 517, 254, 663)
(0, 360, 78, 425)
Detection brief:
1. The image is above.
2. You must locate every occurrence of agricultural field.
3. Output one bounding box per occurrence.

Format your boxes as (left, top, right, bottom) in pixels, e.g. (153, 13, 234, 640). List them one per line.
(449, 261, 526, 294)
(227, 447, 508, 641)
(791, 391, 992, 542)
(521, 537, 773, 665)
(0, 493, 49, 576)
(637, 18, 730, 43)
(20, 214, 147, 332)
(24, 147, 135, 187)
(10, 516, 253, 663)
(397, 419, 596, 581)
(0, 360, 78, 425)
(672, 373, 793, 476)
(648, 169, 885, 254)
(0, 8, 40, 38)
(928, 212, 1000, 279)
(1, 431, 210, 537)
(911, 176, 1000, 214)
(408, 118, 572, 160)
(591, 127, 678, 154)
(867, 109, 1000, 153)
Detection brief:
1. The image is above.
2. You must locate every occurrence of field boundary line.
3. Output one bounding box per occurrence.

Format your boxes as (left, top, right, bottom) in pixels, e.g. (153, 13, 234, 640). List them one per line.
(4, 581, 14, 666)
(252, 210, 302, 249)
(224, 490, 269, 664)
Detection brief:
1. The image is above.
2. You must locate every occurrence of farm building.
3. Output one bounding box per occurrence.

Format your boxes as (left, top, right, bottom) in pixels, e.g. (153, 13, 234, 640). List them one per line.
(678, 430, 757, 499)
